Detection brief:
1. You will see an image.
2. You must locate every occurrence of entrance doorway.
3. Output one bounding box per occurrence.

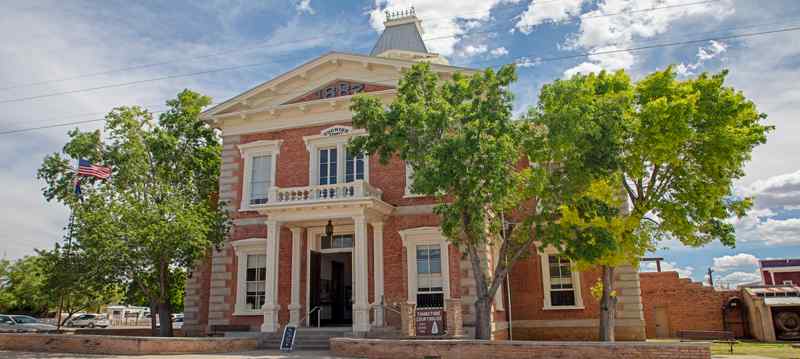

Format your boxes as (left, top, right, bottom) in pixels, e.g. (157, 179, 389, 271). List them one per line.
(309, 251, 353, 326)
(655, 305, 670, 338)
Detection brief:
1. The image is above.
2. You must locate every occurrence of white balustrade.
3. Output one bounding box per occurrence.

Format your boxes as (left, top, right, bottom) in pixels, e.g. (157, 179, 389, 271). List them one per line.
(266, 180, 382, 205)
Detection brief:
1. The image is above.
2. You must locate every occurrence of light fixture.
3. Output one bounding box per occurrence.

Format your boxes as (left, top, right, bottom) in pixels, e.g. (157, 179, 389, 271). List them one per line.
(325, 219, 334, 240)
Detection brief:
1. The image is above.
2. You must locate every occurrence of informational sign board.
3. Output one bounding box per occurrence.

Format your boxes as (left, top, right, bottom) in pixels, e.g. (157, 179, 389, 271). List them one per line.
(280, 325, 297, 352)
(415, 308, 446, 336)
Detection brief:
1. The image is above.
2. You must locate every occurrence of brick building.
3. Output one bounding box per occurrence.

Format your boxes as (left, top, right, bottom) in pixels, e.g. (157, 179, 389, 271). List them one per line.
(760, 258, 800, 286)
(183, 10, 646, 341)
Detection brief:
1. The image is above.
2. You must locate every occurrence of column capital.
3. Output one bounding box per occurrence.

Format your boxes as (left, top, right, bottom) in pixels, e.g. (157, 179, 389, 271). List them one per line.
(289, 226, 303, 236)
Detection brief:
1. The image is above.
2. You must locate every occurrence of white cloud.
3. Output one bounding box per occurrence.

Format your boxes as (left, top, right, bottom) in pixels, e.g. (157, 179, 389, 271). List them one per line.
(561, 0, 734, 76)
(296, 0, 315, 15)
(641, 261, 694, 278)
(367, 0, 511, 57)
(740, 169, 800, 211)
(757, 218, 800, 245)
(515, 0, 587, 34)
(718, 271, 762, 287)
(460, 44, 488, 57)
(676, 40, 727, 77)
(490, 47, 509, 57)
(516, 56, 542, 68)
(712, 253, 758, 272)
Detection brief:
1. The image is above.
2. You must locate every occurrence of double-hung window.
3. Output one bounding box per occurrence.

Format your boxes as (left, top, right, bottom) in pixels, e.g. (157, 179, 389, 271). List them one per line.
(319, 147, 337, 185)
(345, 151, 365, 182)
(542, 254, 583, 309)
(416, 245, 444, 308)
(245, 254, 267, 311)
(238, 140, 281, 211)
(249, 155, 272, 205)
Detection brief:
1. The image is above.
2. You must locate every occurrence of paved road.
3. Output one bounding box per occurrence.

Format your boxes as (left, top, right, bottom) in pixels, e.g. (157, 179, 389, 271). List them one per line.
(0, 351, 351, 359)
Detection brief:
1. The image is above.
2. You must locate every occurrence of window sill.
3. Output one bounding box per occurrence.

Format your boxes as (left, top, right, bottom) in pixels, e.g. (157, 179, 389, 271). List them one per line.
(542, 305, 585, 311)
(233, 309, 263, 316)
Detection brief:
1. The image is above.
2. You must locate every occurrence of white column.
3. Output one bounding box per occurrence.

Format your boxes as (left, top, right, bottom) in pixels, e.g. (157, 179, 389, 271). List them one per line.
(352, 215, 370, 332)
(261, 219, 281, 332)
(235, 251, 248, 313)
(289, 227, 302, 325)
(371, 222, 385, 327)
(336, 142, 346, 184)
(406, 244, 417, 304)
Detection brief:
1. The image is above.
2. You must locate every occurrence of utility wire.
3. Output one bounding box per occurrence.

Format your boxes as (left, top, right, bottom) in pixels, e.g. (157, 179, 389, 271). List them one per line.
(0, 0, 716, 93)
(2, 24, 798, 137)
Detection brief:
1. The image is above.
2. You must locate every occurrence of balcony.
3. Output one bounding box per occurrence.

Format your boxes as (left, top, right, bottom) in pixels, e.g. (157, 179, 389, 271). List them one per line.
(266, 180, 383, 206)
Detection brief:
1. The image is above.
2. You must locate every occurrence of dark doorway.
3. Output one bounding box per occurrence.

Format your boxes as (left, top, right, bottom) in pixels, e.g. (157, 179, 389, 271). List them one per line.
(309, 251, 352, 327)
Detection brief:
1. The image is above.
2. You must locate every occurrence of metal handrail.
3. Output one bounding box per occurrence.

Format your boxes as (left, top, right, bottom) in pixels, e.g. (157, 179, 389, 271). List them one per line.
(299, 306, 322, 328)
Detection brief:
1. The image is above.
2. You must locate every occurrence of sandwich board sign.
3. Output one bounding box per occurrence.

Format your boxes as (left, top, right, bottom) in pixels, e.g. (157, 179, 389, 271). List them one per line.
(415, 308, 446, 336)
(280, 325, 297, 352)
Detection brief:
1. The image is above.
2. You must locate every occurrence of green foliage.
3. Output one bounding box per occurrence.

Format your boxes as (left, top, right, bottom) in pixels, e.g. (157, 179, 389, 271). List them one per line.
(37, 89, 229, 335)
(0, 256, 51, 315)
(529, 67, 772, 267)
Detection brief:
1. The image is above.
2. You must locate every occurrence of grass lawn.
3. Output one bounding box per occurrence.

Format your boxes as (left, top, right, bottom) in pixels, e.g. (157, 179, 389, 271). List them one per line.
(711, 341, 799, 358)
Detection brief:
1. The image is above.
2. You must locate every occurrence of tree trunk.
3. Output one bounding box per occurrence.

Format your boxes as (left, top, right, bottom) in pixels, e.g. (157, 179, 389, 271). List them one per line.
(474, 297, 493, 340)
(157, 300, 173, 337)
(149, 301, 158, 336)
(599, 265, 617, 342)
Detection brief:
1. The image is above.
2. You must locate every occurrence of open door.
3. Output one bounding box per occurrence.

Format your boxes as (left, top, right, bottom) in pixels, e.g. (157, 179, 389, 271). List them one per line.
(309, 250, 321, 326)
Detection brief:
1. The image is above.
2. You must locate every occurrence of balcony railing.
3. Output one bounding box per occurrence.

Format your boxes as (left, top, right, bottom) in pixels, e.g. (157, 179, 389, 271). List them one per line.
(266, 180, 382, 205)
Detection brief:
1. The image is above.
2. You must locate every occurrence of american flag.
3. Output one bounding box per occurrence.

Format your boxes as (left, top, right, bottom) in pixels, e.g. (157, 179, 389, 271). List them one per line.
(77, 159, 111, 179)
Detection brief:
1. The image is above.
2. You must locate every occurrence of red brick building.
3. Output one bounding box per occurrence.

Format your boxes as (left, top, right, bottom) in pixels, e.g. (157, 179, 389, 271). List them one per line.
(183, 11, 645, 341)
(760, 259, 800, 286)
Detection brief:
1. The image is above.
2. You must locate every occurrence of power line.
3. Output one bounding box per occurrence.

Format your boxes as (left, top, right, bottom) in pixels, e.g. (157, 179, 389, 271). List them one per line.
(2, 24, 797, 137)
(0, 0, 712, 94)
(0, 1, 534, 93)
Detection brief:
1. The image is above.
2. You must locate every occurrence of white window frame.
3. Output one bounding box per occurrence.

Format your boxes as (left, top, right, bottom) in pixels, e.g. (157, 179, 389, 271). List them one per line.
(540, 249, 584, 310)
(783, 280, 794, 285)
(304, 126, 368, 186)
(404, 162, 425, 198)
(399, 227, 451, 304)
(238, 140, 282, 211)
(232, 237, 268, 316)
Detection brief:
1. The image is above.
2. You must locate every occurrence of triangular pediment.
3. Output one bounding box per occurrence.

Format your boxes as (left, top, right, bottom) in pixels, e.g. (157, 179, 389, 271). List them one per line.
(282, 79, 394, 105)
(202, 52, 475, 123)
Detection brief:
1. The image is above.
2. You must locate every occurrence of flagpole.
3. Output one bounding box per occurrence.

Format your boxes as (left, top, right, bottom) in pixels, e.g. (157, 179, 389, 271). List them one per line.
(56, 168, 81, 331)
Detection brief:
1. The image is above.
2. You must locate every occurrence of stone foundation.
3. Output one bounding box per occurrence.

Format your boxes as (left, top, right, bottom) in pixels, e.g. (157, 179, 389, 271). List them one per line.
(330, 337, 710, 359)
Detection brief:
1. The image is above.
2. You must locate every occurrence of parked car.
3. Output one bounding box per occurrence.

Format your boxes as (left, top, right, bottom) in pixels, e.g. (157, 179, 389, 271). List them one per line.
(0, 315, 24, 332)
(6, 315, 57, 332)
(66, 313, 110, 328)
(173, 313, 184, 329)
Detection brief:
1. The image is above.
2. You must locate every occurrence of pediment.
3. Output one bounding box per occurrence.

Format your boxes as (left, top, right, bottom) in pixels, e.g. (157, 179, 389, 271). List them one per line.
(283, 79, 394, 105)
(202, 52, 476, 124)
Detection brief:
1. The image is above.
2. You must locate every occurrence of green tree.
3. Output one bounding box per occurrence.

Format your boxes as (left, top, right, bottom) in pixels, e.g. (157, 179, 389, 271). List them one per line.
(38, 90, 230, 336)
(37, 243, 122, 328)
(0, 256, 50, 315)
(530, 68, 772, 341)
(349, 63, 614, 339)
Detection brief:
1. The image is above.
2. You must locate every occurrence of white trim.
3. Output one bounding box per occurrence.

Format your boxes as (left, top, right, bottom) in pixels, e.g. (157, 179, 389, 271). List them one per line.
(372, 222, 385, 326)
(202, 52, 475, 119)
(403, 162, 425, 198)
(540, 249, 584, 311)
(304, 128, 369, 186)
(238, 140, 282, 211)
(231, 238, 268, 316)
(398, 227, 451, 304)
(763, 267, 800, 272)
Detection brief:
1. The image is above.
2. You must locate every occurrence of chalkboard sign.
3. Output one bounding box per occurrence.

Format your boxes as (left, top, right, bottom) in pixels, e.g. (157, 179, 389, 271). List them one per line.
(280, 325, 297, 352)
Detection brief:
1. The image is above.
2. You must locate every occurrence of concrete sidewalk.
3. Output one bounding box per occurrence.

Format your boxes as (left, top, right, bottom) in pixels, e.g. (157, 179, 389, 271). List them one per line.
(0, 350, 351, 358)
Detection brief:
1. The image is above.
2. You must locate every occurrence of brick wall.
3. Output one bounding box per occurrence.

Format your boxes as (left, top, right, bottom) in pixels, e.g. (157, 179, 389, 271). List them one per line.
(640, 271, 740, 338)
(330, 338, 710, 359)
(507, 252, 645, 341)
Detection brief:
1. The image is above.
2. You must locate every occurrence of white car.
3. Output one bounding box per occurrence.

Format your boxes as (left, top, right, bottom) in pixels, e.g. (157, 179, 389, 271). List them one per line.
(67, 313, 110, 328)
(3, 315, 57, 332)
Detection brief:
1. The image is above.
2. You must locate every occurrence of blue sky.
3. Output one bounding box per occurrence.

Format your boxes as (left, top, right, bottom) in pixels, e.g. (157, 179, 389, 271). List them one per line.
(2, 0, 800, 287)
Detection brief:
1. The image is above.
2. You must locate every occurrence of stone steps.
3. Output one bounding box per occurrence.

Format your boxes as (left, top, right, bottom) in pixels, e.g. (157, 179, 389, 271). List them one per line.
(256, 328, 351, 351)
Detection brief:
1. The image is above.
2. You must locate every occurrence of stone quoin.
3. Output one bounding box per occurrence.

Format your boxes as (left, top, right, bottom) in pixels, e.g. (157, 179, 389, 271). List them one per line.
(183, 9, 646, 341)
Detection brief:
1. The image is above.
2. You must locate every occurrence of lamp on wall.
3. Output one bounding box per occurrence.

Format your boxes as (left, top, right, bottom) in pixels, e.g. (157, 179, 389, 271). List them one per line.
(325, 219, 334, 241)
